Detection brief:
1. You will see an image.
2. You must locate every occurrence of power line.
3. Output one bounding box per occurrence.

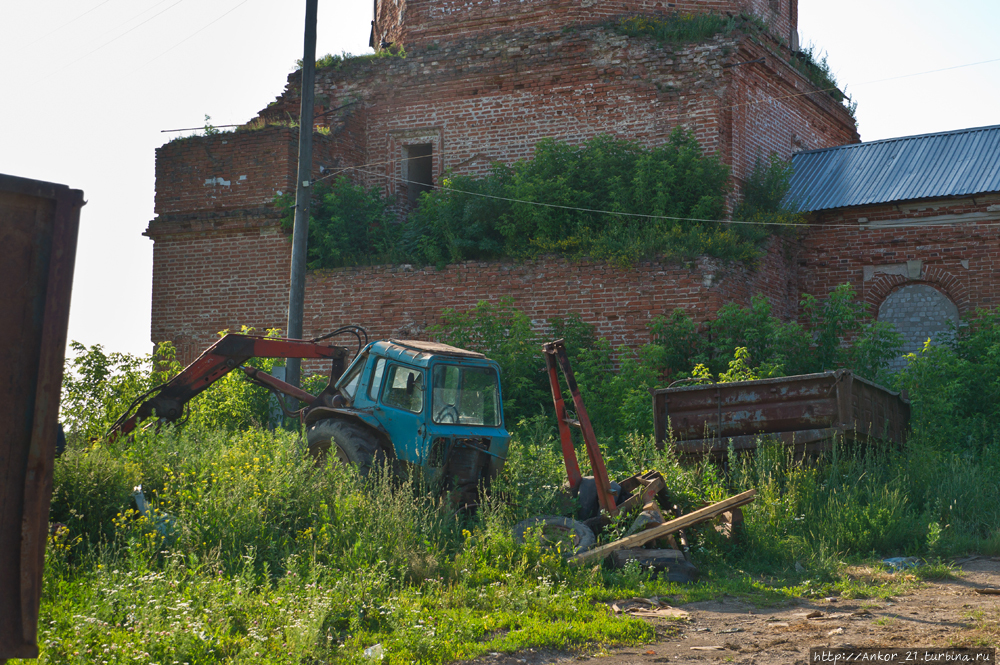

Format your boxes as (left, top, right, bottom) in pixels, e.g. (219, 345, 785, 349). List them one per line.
(129, 0, 251, 74)
(61, 0, 185, 71)
(348, 166, 1000, 230)
(28, 0, 116, 46)
(92, 0, 174, 43)
(854, 56, 1000, 87)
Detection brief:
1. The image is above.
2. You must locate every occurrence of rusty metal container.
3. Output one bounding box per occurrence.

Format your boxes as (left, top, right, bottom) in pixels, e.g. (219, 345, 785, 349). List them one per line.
(0, 173, 83, 659)
(652, 370, 910, 461)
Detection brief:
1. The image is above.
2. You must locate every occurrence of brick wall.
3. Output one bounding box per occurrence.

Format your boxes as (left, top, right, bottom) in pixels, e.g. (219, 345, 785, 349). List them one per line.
(145, 214, 291, 363)
(725, 42, 857, 186)
(146, 213, 798, 365)
(155, 128, 298, 216)
(375, 0, 797, 51)
(799, 194, 1000, 316)
(147, 190, 1000, 368)
(264, 24, 856, 195)
(148, 0, 860, 365)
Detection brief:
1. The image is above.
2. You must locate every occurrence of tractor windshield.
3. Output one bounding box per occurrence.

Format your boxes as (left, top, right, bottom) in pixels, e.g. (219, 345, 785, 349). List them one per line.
(337, 352, 368, 400)
(432, 365, 501, 427)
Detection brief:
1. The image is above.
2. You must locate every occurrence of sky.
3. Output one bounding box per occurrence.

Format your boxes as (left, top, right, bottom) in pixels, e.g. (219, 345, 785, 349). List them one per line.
(1, 1, 998, 358)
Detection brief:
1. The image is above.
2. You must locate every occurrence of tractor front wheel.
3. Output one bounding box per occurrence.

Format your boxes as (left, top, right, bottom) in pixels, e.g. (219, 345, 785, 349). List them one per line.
(307, 419, 386, 476)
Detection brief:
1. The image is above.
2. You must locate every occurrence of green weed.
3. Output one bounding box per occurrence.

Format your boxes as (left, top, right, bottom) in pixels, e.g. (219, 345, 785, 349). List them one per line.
(40, 301, 1000, 663)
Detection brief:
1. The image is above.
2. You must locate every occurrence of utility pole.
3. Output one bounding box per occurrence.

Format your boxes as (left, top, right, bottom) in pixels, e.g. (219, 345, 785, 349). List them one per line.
(286, 0, 318, 389)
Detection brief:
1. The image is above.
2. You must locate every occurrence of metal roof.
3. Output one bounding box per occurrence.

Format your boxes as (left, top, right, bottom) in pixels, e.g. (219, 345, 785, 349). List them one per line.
(787, 124, 1000, 212)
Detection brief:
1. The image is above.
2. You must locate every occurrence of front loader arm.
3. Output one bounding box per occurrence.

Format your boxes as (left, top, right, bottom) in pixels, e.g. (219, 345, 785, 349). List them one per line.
(107, 333, 349, 441)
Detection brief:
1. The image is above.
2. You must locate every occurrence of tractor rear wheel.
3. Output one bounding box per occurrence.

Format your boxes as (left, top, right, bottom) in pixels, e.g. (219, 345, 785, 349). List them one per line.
(512, 515, 595, 556)
(307, 419, 386, 476)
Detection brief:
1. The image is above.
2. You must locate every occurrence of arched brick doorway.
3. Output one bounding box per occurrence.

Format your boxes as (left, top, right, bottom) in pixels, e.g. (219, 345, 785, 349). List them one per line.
(877, 283, 959, 372)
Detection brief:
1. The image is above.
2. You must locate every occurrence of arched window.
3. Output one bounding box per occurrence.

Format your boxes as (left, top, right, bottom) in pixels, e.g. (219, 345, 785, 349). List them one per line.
(878, 284, 959, 372)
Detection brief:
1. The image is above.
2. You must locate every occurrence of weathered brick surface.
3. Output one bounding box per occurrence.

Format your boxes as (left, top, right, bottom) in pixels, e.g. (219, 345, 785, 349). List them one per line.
(155, 128, 298, 216)
(146, 212, 799, 365)
(798, 194, 1000, 317)
(878, 284, 960, 371)
(375, 0, 797, 54)
(148, 0, 861, 364)
(263, 25, 856, 195)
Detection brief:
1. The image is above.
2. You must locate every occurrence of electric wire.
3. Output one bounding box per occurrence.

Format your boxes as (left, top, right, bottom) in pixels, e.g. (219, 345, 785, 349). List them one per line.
(128, 0, 251, 74)
(294, 47, 1000, 189)
(345, 165, 1000, 230)
(138, 19, 1000, 231)
(855, 57, 1000, 87)
(27, 0, 116, 46)
(61, 0, 185, 71)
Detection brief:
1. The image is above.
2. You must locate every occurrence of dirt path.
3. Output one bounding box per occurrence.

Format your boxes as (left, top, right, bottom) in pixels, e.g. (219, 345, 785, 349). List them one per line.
(471, 557, 1000, 665)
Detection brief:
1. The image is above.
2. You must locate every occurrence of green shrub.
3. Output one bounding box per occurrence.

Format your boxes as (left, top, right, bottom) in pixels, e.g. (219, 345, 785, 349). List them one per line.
(896, 307, 1000, 451)
(44, 302, 1000, 663)
(284, 132, 804, 270)
(645, 284, 902, 383)
(62, 328, 294, 444)
(277, 176, 399, 269)
(406, 130, 740, 267)
(61, 340, 180, 442)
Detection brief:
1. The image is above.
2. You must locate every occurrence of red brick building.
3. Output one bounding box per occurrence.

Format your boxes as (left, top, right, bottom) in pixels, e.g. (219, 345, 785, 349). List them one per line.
(147, 0, 866, 363)
(788, 124, 1000, 369)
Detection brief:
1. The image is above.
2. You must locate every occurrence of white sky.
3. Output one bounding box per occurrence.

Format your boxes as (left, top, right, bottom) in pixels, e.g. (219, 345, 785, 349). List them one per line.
(1, 1, 997, 358)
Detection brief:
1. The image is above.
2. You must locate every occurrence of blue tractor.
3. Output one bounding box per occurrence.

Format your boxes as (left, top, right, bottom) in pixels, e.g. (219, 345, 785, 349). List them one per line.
(108, 329, 510, 502)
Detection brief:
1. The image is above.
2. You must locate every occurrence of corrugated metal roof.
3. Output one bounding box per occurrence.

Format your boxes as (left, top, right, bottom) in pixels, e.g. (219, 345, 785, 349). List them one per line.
(787, 124, 1000, 212)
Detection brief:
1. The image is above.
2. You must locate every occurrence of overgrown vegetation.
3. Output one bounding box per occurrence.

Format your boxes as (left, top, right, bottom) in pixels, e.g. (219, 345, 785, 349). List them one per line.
(283, 131, 805, 271)
(278, 176, 397, 270)
(431, 286, 901, 439)
(789, 43, 855, 113)
(295, 49, 406, 71)
(613, 12, 740, 44)
(613, 12, 854, 115)
(40, 294, 1000, 663)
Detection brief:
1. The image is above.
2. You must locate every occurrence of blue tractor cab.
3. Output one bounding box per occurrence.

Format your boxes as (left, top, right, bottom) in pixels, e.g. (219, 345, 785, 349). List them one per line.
(304, 339, 510, 502)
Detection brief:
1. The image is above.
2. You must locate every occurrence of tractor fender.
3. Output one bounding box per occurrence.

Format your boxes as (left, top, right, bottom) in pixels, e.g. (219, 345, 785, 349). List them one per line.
(303, 407, 391, 447)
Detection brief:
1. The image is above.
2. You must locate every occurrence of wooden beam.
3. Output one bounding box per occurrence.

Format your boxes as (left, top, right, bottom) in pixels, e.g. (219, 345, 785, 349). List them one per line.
(613, 477, 665, 515)
(568, 489, 757, 566)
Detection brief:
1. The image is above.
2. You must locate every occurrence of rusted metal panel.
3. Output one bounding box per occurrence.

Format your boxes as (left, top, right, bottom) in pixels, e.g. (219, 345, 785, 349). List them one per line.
(652, 370, 910, 461)
(0, 173, 83, 660)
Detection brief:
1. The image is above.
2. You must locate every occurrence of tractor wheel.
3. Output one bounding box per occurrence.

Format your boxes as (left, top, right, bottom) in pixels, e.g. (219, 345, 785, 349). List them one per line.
(513, 515, 596, 556)
(307, 418, 386, 476)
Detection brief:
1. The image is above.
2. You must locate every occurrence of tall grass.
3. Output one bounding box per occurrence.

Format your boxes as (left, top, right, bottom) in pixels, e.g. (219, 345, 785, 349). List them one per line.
(39, 304, 1000, 663)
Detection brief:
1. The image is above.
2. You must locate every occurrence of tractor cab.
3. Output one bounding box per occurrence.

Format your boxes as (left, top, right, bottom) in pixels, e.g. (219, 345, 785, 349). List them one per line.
(309, 339, 510, 499)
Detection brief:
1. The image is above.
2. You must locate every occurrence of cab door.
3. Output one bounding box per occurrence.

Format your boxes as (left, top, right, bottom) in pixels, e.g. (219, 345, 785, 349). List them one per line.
(375, 363, 428, 465)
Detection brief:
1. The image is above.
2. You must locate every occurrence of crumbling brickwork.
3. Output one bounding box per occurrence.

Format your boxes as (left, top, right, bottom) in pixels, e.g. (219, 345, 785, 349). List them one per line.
(148, 206, 799, 364)
(148, 0, 860, 363)
(374, 0, 798, 55)
(798, 194, 1000, 318)
(263, 23, 855, 197)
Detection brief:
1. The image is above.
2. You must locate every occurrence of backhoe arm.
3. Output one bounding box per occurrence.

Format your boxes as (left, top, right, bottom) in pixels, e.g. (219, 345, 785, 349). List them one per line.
(107, 333, 349, 441)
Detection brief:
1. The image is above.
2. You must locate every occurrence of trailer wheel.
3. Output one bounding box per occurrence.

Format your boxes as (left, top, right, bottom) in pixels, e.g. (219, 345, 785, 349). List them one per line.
(307, 419, 385, 476)
(513, 515, 595, 555)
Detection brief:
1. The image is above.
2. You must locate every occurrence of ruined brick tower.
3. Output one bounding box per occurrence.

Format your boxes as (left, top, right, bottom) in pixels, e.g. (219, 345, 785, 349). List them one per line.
(149, 0, 859, 362)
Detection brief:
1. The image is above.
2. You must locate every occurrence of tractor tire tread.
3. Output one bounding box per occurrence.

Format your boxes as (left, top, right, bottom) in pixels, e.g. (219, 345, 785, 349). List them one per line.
(307, 418, 386, 476)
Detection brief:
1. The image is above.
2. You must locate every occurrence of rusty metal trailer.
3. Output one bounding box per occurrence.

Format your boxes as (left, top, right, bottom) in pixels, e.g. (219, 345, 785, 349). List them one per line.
(0, 173, 83, 660)
(652, 370, 910, 461)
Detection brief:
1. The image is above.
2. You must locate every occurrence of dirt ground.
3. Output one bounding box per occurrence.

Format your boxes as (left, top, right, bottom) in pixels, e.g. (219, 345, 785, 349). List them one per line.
(470, 556, 1000, 665)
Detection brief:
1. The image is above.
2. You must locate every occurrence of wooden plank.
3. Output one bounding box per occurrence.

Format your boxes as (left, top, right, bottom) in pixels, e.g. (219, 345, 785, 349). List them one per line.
(568, 489, 757, 566)
(614, 477, 665, 515)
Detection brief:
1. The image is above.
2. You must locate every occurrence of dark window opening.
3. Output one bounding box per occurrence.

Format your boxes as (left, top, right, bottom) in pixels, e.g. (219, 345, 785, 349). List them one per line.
(405, 143, 433, 205)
